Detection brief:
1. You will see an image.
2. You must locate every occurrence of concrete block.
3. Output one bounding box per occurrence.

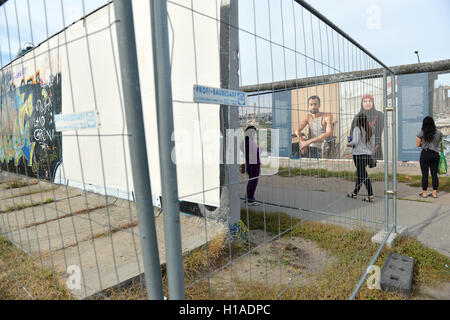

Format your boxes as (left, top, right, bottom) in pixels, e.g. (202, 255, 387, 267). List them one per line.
(380, 253, 415, 296)
(371, 226, 408, 248)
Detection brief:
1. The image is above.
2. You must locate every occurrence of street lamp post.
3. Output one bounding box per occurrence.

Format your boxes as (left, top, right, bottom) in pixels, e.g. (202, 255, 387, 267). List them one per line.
(414, 50, 421, 63)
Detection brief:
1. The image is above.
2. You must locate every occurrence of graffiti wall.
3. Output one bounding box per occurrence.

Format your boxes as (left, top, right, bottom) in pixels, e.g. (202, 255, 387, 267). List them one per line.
(0, 53, 61, 180)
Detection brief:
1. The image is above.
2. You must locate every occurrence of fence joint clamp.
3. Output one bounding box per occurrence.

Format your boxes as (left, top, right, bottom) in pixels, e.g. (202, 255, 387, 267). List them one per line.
(384, 106, 396, 112)
(384, 190, 396, 197)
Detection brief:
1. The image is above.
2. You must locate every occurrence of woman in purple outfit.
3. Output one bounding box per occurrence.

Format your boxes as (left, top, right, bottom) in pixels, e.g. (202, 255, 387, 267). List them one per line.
(241, 125, 261, 206)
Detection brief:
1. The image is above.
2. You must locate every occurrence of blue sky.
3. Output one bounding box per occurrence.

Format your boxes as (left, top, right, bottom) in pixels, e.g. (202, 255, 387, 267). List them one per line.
(238, 0, 450, 86)
(0, 0, 108, 67)
(1, 0, 449, 84)
(305, 0, 450, 67)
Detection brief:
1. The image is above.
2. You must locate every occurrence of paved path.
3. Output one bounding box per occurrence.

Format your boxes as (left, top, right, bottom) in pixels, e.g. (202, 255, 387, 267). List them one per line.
(0, 172, 226, 299)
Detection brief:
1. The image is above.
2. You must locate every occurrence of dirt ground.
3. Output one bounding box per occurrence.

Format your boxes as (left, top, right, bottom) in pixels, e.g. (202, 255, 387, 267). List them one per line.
(420, 282, 450, 300)
(207, 227, 449, 300)
(206, 229, 337, 299)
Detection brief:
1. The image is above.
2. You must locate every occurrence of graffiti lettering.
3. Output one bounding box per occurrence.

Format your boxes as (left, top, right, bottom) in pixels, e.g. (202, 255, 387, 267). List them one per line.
(0, 70, 61, 181)
(33, 128, 54, 143)
(14, 68, 27, 81)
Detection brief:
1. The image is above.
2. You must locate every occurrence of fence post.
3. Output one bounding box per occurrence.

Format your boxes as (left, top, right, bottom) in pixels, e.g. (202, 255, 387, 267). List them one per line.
(221, 0, 241, 226)
(383, 69, 390, 232)
(113, 0, 164, 300)
(391, 72, 398, 233)
(149, 0, 185, 300)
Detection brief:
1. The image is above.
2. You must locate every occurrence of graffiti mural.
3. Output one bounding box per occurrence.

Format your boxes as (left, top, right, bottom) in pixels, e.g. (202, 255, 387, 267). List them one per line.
(0, 70, 62, 181)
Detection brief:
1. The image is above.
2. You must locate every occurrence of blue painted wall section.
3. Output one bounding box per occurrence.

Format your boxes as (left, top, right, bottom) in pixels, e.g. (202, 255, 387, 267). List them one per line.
(272, 90, 292, 158)
(398, 73, 429, 161)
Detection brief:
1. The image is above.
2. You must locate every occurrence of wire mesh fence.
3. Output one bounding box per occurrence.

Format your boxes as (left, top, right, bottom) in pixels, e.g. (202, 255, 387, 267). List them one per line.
(0, 0, 398, 300)
(0, 0, 156, 300)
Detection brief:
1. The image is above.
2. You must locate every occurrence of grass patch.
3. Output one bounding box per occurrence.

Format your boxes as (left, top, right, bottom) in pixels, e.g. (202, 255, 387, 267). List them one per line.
(0, 235, 75, 300)
(91, 220, 139, 240)
(277, 167, 355, 180)
(397, 197, 430, 203)
(27, 205, 108, 228)
(397, 174, 450, 193)
(278, 167, 450, 193)
(1, 187, 58, 200)
(1, 198, 54, 214)
(52, 219, 139, 253)
(4, 180, 39, 190)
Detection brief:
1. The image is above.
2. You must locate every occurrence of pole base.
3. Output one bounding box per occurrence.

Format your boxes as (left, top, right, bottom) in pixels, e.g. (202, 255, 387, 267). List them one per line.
(371, 226, 408, 248)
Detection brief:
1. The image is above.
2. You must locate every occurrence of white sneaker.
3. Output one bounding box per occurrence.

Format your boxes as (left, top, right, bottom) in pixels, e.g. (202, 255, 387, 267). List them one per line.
(247, 201, 260, 206)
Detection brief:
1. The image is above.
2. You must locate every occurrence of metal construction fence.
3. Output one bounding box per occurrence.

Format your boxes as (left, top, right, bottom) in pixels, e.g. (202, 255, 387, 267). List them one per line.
(0, 0, 398, 300)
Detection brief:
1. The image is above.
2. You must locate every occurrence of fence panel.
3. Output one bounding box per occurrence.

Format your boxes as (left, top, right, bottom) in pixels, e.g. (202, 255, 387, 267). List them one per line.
(0, 0, 160, 300)
(0, 0, 397, 300)
(168, 0, 397, 300)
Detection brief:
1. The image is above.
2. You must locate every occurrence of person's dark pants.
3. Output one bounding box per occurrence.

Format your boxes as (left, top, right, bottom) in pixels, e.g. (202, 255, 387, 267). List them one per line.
(420, 149, 440, 191)
(246, 164, 261, 202)
(353, 154, 373, 196)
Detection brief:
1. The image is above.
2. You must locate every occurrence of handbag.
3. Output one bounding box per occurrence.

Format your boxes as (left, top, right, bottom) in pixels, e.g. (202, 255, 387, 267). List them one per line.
(438, 142, 447, 175)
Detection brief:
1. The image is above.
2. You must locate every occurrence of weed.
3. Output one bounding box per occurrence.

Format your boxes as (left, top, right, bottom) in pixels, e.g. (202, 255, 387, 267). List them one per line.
(0, 199, 55, 214)
(5, 180, 38, 190)
(0, 234, 75, 300)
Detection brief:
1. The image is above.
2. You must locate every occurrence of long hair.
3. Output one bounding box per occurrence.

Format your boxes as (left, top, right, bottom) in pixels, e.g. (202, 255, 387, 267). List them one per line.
(244, 125, 256, 164)
(421, 116, 437, 143)
(355, 112, 373, 145)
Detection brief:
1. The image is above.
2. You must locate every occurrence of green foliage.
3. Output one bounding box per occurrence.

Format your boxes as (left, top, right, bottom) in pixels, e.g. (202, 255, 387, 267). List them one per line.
(278, 167, 450, 193)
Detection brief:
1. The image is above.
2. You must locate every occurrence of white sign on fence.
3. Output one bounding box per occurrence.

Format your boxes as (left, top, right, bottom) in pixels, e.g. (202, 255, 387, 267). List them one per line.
(55, 111, 99, 131)
(193, 85, 247, 107)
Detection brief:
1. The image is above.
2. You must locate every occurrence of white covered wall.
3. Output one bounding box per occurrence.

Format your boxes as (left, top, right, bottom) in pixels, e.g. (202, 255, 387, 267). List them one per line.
(58, 4, 134, 200)
(57, 1, 221, 207)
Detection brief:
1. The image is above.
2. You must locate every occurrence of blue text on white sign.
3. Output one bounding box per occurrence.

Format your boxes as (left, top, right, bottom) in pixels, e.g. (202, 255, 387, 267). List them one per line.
(54, 111, 99, 132)
(193, 85, 247, 107)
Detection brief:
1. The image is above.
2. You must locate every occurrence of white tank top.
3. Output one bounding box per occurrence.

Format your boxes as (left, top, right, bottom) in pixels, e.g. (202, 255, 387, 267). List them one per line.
(309, 116, 325, 148)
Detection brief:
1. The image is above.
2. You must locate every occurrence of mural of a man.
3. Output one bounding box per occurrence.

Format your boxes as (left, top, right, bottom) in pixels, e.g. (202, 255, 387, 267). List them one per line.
(294, 95, 333, 158)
